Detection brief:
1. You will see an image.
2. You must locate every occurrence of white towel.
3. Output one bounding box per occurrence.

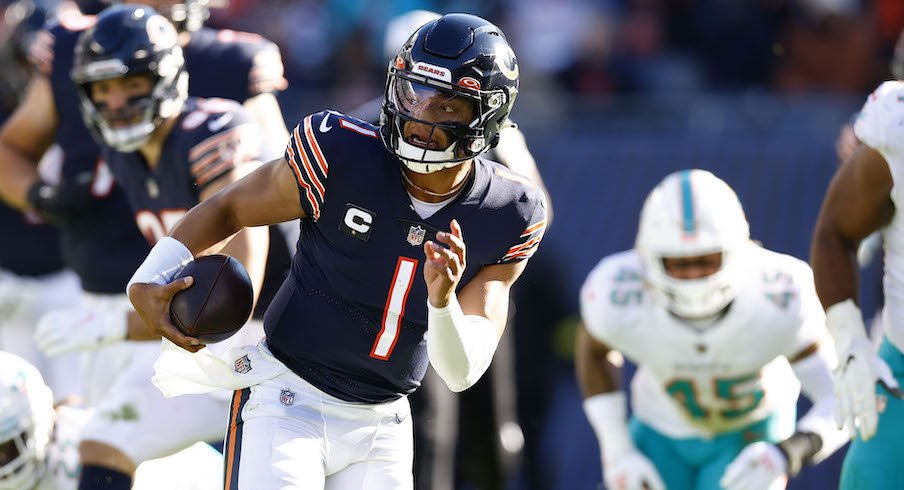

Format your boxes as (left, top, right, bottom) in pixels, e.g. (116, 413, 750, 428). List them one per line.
(152, 338, 287, 398)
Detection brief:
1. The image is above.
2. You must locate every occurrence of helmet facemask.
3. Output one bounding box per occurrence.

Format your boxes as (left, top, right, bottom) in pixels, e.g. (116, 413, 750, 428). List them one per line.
(0, 415, 44, 490)
(635, 169, 751, 320)
(383, 70, 507, 173)
(0, 354, 54, 490)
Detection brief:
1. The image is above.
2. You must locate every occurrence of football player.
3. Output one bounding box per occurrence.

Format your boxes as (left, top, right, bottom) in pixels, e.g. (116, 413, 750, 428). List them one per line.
(0, 1, 82, 404)
(0, 350, 224, 490)
(128, 13, 547, 489)
(577, 169, 847, 490)
(0, 1, 288, 488)
(353, 10, 552, 490)
(811, 54, 904, 487)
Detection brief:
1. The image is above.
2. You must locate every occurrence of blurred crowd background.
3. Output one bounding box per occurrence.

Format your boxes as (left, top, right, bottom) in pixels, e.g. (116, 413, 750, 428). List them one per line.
(3, 0, 902, 489)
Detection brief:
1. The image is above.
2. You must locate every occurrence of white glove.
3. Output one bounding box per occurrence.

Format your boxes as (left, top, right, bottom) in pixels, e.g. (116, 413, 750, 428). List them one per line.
(604, 450, 665, 490)
(825, 299, 903, 441)
(720, 441, 788, 490)
(35, 306, 128, 356)
(834, 337, 899, 441)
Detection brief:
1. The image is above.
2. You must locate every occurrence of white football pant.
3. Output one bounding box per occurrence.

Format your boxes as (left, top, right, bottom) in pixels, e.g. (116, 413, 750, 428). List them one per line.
(224, 364, 413, 489)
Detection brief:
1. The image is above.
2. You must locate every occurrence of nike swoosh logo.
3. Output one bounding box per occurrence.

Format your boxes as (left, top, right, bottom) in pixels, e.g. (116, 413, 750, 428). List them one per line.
(208, 113, 233, 132)
(319, 115, 333, 133)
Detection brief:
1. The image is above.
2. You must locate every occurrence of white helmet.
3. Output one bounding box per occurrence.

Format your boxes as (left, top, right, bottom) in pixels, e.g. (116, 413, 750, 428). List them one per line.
(635, 169, 751, 319)
(0, 352, 54, 490)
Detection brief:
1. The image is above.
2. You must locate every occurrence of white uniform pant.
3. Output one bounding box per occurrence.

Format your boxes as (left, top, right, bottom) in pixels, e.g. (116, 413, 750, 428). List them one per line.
(225, 368, 413, 490)
(80, 341, 231, 463)
(80, 315, 267, 464)
(0, 267, 81, 401)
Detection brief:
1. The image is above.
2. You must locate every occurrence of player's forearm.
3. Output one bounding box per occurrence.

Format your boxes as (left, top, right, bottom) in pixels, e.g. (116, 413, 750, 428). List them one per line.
(810, 223, 860, 309)
(243, 93, 290, 155)
(217, 225, 269, 307)
(0, 142, 40, 210)
(575, 326, 621, 397)
(169, 192, 244, 256)
(126, 310, 162, 341)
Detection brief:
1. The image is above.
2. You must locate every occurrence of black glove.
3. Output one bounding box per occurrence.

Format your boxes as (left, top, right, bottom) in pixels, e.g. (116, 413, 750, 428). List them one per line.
(26, 172, 96, 224)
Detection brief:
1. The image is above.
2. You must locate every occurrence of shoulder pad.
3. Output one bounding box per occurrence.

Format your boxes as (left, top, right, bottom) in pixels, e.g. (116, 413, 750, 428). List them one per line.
(284, 110, 379, 220)
(580, 250, 646, 341)
(184, 99, 263, 188)
(213, 29, 286, 94)
(854, 81, 904, 154)
(746, 247, 812, 313)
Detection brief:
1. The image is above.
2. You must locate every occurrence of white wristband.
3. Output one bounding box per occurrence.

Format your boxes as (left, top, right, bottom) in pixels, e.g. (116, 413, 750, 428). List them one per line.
(582, 391, 635, 465)
(426, 293, 499, 392)
(126, 237, 193, 294)
(825, 299, 868, 361)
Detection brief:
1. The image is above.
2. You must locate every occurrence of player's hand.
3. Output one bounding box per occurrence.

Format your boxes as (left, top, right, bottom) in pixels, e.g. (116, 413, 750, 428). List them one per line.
(604, 450, 665, 490)
(128, 278, 204, 352)
(720, 442, 788, 490)
(423, 219, 466, 308)
(834, 337, 900, 441)
(34, 305, 128, 356)
(25, 174, 96, 224)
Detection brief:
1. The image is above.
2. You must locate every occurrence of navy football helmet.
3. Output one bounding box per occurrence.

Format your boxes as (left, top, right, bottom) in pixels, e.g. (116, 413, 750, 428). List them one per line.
(380, 13, 520, 173)
(71, 4, 187, 152)
(104, 1, 224, 32)
(0, 0, 49, 110)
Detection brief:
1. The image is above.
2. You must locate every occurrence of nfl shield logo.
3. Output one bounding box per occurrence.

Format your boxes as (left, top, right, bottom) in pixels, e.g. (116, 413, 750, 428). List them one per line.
(234, 354, 252, 374)
(280, 389, 296, 406)
(407, 225, 426, 246)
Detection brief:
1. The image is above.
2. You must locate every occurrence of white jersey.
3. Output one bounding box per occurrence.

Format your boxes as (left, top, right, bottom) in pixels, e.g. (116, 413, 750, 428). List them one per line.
(580, 246, 826, 438)
(854, 80, 904, 353)
(34, 406, 223, 490)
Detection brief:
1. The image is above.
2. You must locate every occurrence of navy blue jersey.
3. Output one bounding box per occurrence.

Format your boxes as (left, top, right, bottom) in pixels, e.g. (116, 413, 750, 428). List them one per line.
(266, 111, 547, 403)
(184, 27, 287, 102)
(105, 97, 290, 317)
(0, 107, 63, 277)
(104, 98, 263, 241)
(0, 203, 64, 277)
(31, 13, 286, 293)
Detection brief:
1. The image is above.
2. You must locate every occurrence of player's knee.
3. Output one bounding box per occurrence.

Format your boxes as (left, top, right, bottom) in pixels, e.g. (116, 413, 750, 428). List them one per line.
(79, 440, 137, 475)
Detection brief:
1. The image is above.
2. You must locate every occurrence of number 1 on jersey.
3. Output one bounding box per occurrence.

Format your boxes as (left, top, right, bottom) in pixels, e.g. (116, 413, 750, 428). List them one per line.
(370, 257, 419, 360)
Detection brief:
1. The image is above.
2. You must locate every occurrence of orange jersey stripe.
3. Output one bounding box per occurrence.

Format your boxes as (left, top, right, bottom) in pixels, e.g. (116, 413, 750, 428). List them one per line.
(286, 145, 321, 219)
(521, 219, 547, 237)
(293, 126, 325, 201)
(303, 116, 329, 176)
(223, 389, 243, 490)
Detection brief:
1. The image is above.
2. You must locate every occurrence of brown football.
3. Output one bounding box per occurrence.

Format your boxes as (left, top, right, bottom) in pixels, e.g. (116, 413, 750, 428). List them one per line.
(169, 254, 253, 344)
